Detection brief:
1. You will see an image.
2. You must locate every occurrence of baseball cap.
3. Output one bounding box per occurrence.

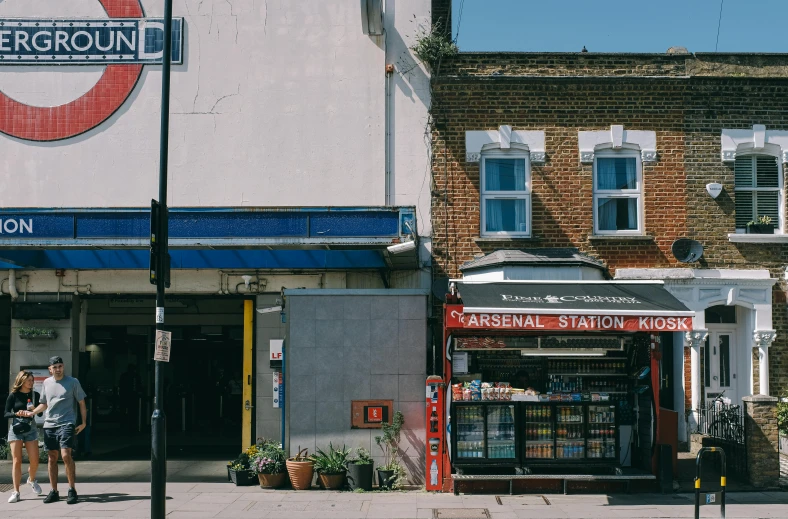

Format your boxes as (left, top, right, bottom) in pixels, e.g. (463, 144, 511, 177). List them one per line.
(48, 356, 64, 367)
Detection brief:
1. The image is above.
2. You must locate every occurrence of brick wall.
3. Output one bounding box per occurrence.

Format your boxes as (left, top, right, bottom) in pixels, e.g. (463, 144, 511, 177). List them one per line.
(743, 395, 780, 488)
(431, 53, 788, 396)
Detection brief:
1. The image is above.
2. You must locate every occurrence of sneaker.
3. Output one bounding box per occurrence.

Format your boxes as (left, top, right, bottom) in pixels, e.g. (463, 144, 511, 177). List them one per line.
(66, 488, 77, 505)
(43, 490, 59, 503)
(27, 478, 42, 495)
(7, 491, 20, 503)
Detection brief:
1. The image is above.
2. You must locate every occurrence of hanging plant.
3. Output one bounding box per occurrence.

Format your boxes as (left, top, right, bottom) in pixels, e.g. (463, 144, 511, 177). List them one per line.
(19, 327, 58, 340)
(410, 22, 458, 71)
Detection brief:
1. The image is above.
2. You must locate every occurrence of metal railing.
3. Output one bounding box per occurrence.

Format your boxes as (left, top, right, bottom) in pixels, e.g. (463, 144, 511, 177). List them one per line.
(695, 399, 747, 479)
(697, 400, 745, 444)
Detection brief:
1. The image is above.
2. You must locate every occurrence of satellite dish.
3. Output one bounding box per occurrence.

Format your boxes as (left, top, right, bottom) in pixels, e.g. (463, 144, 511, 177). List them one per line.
(671, 238, 703, 263)
(432, 277, 450, 302)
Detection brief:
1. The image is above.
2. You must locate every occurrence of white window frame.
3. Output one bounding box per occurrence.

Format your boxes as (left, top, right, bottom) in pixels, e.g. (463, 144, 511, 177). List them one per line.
(480, 147, 532, 238)
(733, 152, 784, 233)
(592, 148, 644, 236)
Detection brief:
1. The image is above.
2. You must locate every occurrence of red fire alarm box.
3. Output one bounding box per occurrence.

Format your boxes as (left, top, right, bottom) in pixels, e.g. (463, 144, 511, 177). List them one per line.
(351, 400, 393, 429)
(366, 406, 384, 423)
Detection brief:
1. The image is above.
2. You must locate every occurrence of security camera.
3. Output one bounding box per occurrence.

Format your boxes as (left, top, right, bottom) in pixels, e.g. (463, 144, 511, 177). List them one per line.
(386, 240, 416, 255)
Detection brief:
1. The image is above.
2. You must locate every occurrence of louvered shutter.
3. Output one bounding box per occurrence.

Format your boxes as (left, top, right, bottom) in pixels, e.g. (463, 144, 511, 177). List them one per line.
(756, 156, 779, 187)
(734, 156, 754, 227)
(734, 155, 781, 228)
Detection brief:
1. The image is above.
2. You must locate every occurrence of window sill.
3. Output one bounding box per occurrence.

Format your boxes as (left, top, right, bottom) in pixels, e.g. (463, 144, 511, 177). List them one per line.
(588, 235, 654, 242)
(728, 233, 788, 243)
(475, 237, 542, 245)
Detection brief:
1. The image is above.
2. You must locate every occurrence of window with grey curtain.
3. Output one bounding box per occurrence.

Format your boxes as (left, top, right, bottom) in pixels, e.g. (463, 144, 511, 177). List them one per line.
(595, 157, 638, 232)
(483, 157, 528, 233)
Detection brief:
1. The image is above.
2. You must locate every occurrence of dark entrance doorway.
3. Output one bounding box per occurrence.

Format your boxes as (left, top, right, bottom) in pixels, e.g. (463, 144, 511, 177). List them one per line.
(81, 297, 245, 460)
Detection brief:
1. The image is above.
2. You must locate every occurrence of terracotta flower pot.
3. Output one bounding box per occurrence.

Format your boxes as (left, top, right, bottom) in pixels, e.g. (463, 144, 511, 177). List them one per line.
(258, 472, 287, 489)
(286, 459, 314, 490)
(319, 472, 346, 490)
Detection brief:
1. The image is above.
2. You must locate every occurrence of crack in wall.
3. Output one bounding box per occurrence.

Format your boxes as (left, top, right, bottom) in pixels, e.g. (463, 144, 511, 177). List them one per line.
(209, 84, 241, 113)
(191, 17, 203, 112)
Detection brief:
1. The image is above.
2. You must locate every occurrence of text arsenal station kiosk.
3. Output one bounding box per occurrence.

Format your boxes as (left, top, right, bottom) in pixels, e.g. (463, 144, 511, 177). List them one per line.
(428, 280, 694, 494)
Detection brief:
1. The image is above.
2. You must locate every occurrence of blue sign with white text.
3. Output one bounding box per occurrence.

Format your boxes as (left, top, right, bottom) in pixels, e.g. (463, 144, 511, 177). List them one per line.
(0, 18, 183, 64)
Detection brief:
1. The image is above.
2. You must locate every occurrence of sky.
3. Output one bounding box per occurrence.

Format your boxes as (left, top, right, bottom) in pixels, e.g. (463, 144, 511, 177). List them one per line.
(451, 0, 788, 53)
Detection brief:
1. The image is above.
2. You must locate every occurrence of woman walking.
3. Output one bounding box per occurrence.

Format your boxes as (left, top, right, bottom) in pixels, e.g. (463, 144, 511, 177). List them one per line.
(4, 370, 43, 502)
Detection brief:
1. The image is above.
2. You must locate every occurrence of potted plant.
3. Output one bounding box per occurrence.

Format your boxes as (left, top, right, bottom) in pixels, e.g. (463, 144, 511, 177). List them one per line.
(347, 447, 374, 491)
(18, 327, 58, 340)
(250, 439, 287, 489)
(227, 444, 260, 486)
(746, 215, 775, 234)
(310, 443, 350, 490)
(374, 410, 406, 490)
(286, 447, 314, 490)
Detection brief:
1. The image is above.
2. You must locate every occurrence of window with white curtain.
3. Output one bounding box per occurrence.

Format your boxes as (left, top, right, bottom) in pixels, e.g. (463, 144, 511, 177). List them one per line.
(593, 151, 642, 235)
(734, 154, 781, 231)
(480, 150, 530, 237)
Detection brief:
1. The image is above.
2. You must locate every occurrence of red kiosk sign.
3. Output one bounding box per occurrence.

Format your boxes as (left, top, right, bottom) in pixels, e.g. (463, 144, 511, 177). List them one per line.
(446, 305, 691, 332)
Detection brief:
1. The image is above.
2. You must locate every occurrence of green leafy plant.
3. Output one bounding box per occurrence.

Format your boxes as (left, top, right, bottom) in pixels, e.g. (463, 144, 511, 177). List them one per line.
(375, 411, 404, 471)
(250, 438, 286, 475)
(228, 438, 269, 471)
(410, 22, 458, 70)
(310, 443, 350, 475)
(778, 395, 788, 436)
(349, 447, 373, 465)
(374, 411, 407, 489)
(18, 327, 57, 339)
(747, 215, 773, 226)
(0, 441, 9, 460)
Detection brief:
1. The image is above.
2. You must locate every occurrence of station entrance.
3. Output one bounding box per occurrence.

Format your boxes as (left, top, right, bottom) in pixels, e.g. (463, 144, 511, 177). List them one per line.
(80, 297, 248, 460)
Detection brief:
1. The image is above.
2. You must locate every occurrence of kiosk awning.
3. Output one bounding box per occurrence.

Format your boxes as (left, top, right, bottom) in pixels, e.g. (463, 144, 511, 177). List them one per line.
(453, 280, 693, 332)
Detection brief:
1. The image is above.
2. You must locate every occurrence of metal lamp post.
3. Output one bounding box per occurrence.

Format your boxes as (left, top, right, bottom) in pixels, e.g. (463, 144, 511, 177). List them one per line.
(151, 1, 174, 517)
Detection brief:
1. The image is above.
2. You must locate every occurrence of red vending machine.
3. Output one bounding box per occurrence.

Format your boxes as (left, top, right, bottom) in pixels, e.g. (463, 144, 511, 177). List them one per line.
(425, 375, 445, 491)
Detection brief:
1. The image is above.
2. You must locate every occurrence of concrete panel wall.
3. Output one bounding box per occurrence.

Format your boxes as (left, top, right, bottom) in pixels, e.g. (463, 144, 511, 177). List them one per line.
(285, 291, 428, 484)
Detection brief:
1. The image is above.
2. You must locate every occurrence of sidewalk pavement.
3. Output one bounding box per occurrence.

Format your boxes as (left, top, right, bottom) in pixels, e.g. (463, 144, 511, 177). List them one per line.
(0, 460, 786, 518)
(1, 483, 788, 518)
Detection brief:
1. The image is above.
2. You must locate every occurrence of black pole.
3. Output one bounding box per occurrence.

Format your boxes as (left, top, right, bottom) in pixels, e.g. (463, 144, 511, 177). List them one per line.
(152, 2, 174, 518)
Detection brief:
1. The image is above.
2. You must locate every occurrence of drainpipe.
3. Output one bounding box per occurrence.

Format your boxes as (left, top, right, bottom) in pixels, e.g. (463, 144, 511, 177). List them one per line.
(8, 269, 18, 300)
(385, 62, 393, 205)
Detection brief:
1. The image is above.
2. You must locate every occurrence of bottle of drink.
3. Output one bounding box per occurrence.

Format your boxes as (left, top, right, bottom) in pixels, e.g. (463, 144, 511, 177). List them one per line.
(26, 399, 33, 414)
(430, 459, 438, 486)
(429, 406, 438, 433)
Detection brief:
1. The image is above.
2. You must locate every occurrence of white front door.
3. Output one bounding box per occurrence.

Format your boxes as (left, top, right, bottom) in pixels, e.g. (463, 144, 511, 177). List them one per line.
(704, 330, 738, 402)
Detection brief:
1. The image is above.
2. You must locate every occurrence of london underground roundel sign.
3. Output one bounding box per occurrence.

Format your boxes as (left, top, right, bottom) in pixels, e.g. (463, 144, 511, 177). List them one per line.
(0, 0, 183, 141)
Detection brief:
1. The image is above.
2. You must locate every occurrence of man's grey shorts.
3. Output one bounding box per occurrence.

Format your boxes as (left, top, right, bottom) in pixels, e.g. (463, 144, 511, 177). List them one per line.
(43, 424, 75, 451)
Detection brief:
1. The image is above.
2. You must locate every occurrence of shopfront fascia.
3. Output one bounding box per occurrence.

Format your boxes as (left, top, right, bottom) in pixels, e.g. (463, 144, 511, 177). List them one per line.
(436, 280, 694, 493)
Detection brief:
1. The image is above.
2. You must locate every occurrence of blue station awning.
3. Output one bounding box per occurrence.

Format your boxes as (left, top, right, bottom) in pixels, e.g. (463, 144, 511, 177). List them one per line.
(0, 207, 417, 270)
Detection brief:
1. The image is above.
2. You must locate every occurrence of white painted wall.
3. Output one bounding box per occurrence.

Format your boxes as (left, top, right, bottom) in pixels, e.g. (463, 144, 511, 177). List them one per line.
(0, 0, 432, 235)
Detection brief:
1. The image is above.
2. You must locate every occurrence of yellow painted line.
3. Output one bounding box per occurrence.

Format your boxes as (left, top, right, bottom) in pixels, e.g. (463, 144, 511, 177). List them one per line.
(721, 477, 726, 487)
(695, 479, 701, 489)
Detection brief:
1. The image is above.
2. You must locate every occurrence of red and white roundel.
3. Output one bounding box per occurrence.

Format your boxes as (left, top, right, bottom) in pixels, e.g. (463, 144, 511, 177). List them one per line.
(0, 0, 143, 141)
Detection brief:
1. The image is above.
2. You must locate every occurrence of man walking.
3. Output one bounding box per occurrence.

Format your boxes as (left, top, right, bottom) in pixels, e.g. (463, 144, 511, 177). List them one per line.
(26, 356, 87, 505)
